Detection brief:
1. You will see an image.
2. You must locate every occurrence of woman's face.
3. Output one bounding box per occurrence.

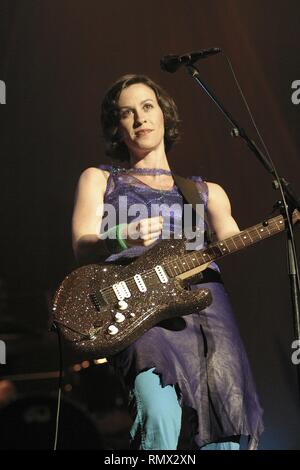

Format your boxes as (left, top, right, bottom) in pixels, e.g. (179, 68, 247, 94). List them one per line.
(117, 83, 165, 157)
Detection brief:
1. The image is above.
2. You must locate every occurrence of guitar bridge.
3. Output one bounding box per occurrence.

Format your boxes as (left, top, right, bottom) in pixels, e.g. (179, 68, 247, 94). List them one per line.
(89, 292, 106, 311)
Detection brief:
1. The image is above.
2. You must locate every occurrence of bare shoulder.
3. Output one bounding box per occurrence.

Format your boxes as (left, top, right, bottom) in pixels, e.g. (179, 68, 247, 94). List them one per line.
(206, 181, 230, 204)
(77, 166, 110, 193)
(79, 166, 109, 184)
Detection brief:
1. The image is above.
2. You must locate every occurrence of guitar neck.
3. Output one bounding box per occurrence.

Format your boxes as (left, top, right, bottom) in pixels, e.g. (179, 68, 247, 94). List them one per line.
(164, 213, 286, 278)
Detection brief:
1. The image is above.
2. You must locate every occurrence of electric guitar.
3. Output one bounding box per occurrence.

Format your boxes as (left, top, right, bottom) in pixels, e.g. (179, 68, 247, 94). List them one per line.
(52, 210, 299, 357)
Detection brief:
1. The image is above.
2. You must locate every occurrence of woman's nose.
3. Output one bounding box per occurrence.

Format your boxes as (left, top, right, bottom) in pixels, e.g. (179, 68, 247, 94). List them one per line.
(133, 111, 146, 127)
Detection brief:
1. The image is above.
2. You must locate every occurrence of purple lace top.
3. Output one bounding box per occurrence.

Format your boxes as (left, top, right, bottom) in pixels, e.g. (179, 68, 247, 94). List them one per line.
(99, 164, 264, 450)
(99, 164, 219, 272)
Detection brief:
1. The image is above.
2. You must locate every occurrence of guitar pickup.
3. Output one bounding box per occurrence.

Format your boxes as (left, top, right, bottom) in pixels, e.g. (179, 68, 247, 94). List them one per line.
(112, 281, 131, 300)
(154, 265, 168, 284)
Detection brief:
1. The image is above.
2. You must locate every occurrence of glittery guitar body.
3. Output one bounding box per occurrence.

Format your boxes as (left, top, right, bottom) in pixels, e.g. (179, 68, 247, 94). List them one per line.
(52, 210, 298, 357)
(52, 238, 212, 357)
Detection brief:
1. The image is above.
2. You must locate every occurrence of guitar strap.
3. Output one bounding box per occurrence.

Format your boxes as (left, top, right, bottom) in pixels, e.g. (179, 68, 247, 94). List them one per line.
(172, 173, 213, 244)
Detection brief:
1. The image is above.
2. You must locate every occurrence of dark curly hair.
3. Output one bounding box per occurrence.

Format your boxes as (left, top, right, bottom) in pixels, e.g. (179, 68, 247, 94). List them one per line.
(100, 74, 180, 162)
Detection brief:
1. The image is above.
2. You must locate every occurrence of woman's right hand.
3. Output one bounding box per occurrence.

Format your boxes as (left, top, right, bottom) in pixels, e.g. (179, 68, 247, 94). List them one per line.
(121, 215, 163, 247)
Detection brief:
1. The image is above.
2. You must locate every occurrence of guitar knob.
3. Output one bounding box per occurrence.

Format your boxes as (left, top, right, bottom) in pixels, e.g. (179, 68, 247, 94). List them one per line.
(118, 300, 128, 310)
(107, 325, 119, 335)
(114, 312, 125, 323)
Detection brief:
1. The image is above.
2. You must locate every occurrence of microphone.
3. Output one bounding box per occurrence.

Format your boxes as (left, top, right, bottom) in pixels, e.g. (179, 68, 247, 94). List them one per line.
(160, 47, 221, 73)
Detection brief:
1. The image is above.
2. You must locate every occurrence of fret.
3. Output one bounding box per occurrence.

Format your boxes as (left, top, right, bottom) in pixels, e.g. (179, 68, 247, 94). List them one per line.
(209, 244, 221, 258)
(177, 260, 186, 274)
(247, 230, 254, 243)
(262, 223, 271, 236)
(260, 225, 270, 236)
(224, 240, 231, 252)
(218, 241, 230, 255)
(172, 263, 180, 274)
(234, 236, 246, 250)
(184, 254, 191, 268)
(250, 228, 262, 242)
(254, 227, 262, 240)
(258, 226, 270, 239)
(253, 228, 261, 240)
(274, 219, 284, 231)
(190, 254, 198, 268)
(185, 256, 192, 270)
(229, 237, 238, 250)
(202, 249, 214, 261)
(234, 236, 246, 249)
(255, 221, 275, 238)
(271, 222, 279, 233)
(239, 232, 250, 246)
(181, 260, 188, 270)
(269, 222, 278, 234)
(165, 264, 176, 277)
(164, 214, 287, 279)
(260, 223, 274, 238)
(202, 251, 212, 262)
(184, 254, 192, 269)
(201, 252, 210, 263)
(257, 224, 271, 238)
(224, 238, 237, 252)
(195, 252, 205, 265)
(194, 252, 203, 265)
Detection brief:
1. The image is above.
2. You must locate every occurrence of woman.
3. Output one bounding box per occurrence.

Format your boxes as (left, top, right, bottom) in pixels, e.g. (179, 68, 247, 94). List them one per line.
(72, 74, 264, 450)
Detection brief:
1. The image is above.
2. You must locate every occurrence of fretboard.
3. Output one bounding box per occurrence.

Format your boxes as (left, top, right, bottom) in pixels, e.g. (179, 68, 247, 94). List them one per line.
(164, 214, 285, 278)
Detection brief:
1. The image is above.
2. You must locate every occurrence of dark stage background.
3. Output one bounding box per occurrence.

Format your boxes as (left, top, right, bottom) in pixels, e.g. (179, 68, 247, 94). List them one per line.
(0, 0, 300, 449)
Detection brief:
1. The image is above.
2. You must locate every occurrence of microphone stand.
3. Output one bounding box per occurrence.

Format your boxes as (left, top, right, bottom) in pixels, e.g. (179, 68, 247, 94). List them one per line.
(184, 63, 300, 398)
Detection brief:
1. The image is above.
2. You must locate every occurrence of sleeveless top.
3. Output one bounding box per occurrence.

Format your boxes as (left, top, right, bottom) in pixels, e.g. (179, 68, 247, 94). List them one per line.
(99, 164, 219, 272)
(99, 164, 264, 450)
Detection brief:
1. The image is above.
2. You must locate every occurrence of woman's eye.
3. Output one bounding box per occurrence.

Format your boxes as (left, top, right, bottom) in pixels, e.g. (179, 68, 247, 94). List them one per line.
(120, 109, 132, 119)
(144, 103, 153, 111)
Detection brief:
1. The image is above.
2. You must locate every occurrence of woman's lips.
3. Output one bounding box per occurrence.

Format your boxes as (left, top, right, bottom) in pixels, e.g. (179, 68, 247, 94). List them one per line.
(135, 129, 153, 137)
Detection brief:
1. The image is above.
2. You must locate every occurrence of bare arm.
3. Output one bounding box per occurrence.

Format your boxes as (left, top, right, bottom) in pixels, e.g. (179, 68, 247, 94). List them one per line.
(72, 167, 110, 265)
(206, 182, 240, 241)
(72, 167, 163, 265)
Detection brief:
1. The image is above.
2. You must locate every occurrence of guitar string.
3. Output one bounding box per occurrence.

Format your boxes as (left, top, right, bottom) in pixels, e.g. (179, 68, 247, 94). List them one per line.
(101, 168, 283, 297)
(102, 168, 283, 295)
(100, 216, 283, 298)
(100, 217, 283, 301)
(104, 216, 282, 287)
